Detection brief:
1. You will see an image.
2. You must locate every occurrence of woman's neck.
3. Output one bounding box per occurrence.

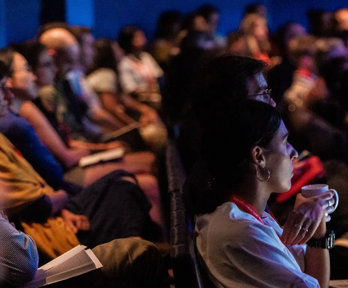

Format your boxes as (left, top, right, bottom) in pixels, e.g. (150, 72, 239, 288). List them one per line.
(131, 49, 142, 59)
(11, 97, 23, 114)
(232, 182, 271, 216)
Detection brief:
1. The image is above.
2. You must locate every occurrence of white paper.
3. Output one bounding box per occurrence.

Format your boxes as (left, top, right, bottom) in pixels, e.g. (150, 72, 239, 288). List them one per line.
(79, 148, 125, 167)
(20, 245, 103, 287)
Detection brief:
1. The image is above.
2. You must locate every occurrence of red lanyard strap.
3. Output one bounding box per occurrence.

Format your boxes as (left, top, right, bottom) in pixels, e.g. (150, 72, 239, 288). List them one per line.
(230, 195, 265, 225)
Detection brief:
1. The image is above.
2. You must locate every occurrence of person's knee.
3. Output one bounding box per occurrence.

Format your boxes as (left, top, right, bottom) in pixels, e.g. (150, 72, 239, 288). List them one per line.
(92, 237, 162, 279)
(125, 151, 156, 166)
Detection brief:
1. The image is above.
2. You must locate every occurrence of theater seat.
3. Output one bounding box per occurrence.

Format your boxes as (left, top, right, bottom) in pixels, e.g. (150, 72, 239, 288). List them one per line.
(166, 138, 207, 288)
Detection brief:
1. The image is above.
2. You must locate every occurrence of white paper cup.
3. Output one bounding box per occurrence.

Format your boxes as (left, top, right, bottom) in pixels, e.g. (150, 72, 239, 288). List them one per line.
(301, 184, 339, 211)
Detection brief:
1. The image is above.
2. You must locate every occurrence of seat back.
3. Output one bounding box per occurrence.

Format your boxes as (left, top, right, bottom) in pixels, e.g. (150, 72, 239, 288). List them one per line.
(166, 138, 205, 288)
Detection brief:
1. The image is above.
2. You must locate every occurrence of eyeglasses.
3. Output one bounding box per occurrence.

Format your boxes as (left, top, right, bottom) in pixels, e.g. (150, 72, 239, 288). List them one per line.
(249, 88, 272, 98)
(248, 88, 276, 106)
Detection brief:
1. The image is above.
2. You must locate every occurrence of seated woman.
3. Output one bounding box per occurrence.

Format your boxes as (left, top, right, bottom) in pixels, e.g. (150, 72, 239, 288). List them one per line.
(0, 55, 164, 259)
(0, 47, 165, 230)
(12, 42, 155, 173)
(185, 100, 335, 287)
(240, 13, 272, 66)
(118, 26, 163, 110)
(86, 39, 166, 152)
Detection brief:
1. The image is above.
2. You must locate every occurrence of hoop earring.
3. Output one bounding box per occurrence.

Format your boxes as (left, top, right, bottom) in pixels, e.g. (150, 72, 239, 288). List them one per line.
(256, 167, 271, 182)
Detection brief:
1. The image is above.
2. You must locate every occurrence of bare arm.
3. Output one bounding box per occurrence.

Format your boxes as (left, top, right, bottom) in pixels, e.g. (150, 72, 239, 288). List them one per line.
(100, 91, 137, 125)
(88, 105, 126, 131)
(19, 101, 89, 167)
(121, 94, 160, 126)
(48, 190, 69, 215)
(69, 138, 127, 151)
(122, 93, 149, 113)
(304, 219, 330, 288)
(281, 193, 332, 287)
(0, 213, 39, 286)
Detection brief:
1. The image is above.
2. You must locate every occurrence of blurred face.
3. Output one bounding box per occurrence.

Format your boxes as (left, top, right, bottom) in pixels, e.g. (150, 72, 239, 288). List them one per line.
(80, 33, 95, 69)
(264, 121, 298, 192)
(55, 44, 80, 76)
(253, 18, 268, 42)
(247, 72, 276, 107)
(0, 77, 9, 117)
(35, 50, 56, 86)
(132, 30, 147, 49)
(6, 52, 37, 100)
(208, 12, 219, 34)
(193, 15, 209, 32)
(336, 9, 348, 31)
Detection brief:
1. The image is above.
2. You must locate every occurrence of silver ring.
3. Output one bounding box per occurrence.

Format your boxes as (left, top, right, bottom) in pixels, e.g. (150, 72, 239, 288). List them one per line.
(294, 223, 302, 230)
(301, 227, 309, 233)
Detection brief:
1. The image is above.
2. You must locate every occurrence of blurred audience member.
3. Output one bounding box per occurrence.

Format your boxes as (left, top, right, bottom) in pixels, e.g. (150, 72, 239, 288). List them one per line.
(0, 210, 38, 286)
(149, 10, 183, 70)
(240, 13, 271, 65)
(268, 22, 307, 104)
(0, 47, 165, 234)
(284, 35, 317, 109)
(335, 9, 348, 33)
(196, 4, 226, 49)
(226, 30, 253, 57)
(87, 39, 167, 152)
(70, 25, 95, 72)
(309, 38, 348, 129)
(307, 9, 336, 37)
(118, 26, 163, 110)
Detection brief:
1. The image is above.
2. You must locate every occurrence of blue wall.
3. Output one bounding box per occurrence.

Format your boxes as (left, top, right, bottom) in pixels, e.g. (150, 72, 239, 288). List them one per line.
(0, 0, 347, 48)
(0, 0, 6, 48)
(66, 0, 94, 27)
(92, 0, 271, 40)
(5, 0, 40, 44)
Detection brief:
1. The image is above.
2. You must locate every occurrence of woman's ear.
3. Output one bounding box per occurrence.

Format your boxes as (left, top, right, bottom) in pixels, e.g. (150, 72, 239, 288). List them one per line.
(251, 145, 266, 168)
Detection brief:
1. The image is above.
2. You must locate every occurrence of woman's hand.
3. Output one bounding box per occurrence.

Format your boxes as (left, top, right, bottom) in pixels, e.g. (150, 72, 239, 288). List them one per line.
(281, 191, 334, 245)
(61, 209, 90, 234)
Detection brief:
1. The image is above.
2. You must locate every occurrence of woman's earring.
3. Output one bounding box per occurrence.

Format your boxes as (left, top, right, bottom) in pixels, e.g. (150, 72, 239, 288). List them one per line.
(256, 167, 271, 182)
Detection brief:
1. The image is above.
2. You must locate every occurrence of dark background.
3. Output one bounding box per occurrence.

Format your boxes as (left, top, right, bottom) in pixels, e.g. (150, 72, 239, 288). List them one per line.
(0, 0, 347, 48)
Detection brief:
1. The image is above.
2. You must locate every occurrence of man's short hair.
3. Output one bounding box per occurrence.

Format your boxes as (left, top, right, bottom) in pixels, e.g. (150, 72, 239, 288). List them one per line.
(36, 22, 72, 39)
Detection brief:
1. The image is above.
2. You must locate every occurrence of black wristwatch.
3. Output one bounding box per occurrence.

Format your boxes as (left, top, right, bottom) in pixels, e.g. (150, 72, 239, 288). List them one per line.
(307, 230, 335, 249)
